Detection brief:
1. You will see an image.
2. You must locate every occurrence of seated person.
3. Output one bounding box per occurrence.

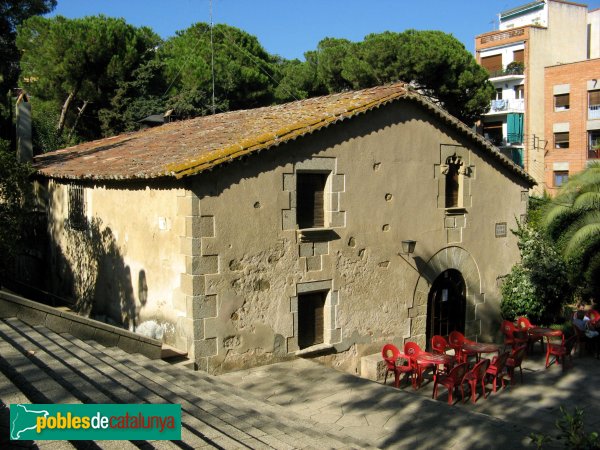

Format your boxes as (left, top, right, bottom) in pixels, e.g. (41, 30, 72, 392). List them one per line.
(573, 310, 600, 338)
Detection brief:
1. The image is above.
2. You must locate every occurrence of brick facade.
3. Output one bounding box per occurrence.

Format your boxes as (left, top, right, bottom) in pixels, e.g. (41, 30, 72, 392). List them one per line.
(544, 58, 600, 194)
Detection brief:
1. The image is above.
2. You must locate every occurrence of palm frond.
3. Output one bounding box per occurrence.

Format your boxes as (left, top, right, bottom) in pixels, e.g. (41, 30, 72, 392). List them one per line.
(573, 191, 600, 211)
(565, 221, 600, 258)
(543, 203, 572, 228)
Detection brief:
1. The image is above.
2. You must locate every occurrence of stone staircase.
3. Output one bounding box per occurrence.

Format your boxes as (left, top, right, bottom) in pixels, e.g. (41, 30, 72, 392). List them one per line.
(0, 317, 373, 449)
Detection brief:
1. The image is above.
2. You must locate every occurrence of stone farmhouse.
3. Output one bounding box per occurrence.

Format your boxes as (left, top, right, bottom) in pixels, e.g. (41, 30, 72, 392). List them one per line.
(33, 83, 535, 375)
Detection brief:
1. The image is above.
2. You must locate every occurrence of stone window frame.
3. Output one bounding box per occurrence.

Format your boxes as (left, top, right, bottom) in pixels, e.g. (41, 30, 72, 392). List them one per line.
(437, 145, 473, 213)
(282, 157, 346, 237)
(289, 279, 341, 355)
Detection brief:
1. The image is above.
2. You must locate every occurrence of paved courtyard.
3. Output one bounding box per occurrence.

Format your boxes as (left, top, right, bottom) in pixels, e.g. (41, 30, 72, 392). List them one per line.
(219, 344, 600, 449)
(1, 314, 599, 449)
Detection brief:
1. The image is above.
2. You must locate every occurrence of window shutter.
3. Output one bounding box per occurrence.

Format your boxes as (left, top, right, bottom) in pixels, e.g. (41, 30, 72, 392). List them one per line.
(555, 94, 570, 108)
(297, 173, 326, 228)
(513, 49, 524, 64)
(555, 132, 569, 148)
(298, 292, 325, 349)
(507, 113, 523, 143)
(481, 54, 502, 74)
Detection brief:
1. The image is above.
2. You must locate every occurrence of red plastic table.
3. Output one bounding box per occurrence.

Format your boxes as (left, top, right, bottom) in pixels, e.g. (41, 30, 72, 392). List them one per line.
(461, 342, 501, 363)
(528, 327, 563, 338)
(414, 352, 455, 388)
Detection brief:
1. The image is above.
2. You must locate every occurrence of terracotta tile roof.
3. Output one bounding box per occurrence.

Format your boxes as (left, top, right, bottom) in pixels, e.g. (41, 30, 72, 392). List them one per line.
(33, 82, 535, 186)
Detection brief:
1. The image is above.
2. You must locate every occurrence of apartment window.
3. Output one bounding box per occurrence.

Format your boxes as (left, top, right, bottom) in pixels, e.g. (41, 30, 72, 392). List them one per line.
(554, 94, 570, 111)
(513, 49, 524, 64)
(481, 54, 502, 76)
(298, 291, 326, 349)
(514, 85, 524, 100)
(68, 185, 87, 230)
(297, 173, 327, 229)
(554, 132, 569, 149)
(589, 130, 600, 159)
(495, 88, 503, 101)
(554, 171, 569, 187)
(589, 90, 600, 119)
(483, 121, 503, 147)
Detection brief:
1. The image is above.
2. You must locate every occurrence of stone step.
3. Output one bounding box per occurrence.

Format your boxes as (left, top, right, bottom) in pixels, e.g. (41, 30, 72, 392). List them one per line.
(28, 321, 269, 449)
(67, 334, 366, 449)
(0, 318, 161, 449)
(1, 317, 372, 449)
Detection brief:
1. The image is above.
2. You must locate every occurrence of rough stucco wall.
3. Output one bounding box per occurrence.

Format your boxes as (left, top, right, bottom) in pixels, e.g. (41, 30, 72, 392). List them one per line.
(190, 100, 529, 375)
(46, 180, 188, 348)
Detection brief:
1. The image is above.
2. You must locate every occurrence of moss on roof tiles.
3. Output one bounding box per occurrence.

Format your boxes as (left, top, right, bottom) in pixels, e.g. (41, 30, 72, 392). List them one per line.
(33, 82, 535, 186)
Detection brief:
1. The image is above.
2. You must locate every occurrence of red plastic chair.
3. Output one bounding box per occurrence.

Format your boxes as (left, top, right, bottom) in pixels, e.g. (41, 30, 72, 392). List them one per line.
(501, 320, 528, 350)
(516, 316, 543, 353)
(485, 351, 510, 393)
(431, 335, 455, 373)
(461, 358, 490, 403)
(505, 345, 527, 385)
(588, 310, 600, 326)
(382, 344, 414, 388)
(448, 331, 478, 364)
(432, 362, 468, 405)
(516, 316, 534, 330)
(404, 342, 434, 388)
(545, 334, 575, 371)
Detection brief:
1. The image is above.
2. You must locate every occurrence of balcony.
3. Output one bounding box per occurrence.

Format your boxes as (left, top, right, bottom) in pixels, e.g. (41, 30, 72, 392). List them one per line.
(479, 28, 525, 45)
(487, 62, 525, 80)
(589, 105, 600, 120)
(487, 98, 525, 114)
(476, 27, 529, 51)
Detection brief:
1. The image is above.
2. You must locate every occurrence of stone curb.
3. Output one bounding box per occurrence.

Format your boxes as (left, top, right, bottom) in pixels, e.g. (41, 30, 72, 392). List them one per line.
(0, 290, 162, 359)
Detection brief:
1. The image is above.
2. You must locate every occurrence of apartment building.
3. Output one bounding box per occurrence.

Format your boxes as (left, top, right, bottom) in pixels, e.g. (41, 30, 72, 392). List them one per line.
(545, 58, 600, 194)
(475, 0, 590, 192)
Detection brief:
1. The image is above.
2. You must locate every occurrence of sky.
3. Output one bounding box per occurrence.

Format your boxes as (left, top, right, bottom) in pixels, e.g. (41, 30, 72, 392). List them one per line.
(47, 0, 600, 60)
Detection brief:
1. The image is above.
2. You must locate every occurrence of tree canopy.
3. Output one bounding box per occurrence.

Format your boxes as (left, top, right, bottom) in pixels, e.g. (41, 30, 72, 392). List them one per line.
(543, 162, 600, 301)
(0, 0, 56, 147)
(158, 23, 278, 118)
(277, 30, 495, 125)
(13, 18, 495, 145)
(0, 143, 32, 283)
(17, 15, 161, 146)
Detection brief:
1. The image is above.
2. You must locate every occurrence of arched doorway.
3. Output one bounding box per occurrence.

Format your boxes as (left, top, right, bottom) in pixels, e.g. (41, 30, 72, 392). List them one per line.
(426, 269, 466, 346)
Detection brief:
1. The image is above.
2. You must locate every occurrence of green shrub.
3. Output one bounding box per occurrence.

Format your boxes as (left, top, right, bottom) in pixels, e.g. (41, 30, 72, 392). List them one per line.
(500, 221, 571, 323)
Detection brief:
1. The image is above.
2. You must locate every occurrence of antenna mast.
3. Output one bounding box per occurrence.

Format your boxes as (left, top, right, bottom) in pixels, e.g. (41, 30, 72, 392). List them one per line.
(210, 0, 216, 115)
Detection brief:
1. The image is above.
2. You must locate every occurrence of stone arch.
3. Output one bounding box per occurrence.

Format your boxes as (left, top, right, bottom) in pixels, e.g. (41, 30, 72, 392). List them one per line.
(408, 246, 483, 343)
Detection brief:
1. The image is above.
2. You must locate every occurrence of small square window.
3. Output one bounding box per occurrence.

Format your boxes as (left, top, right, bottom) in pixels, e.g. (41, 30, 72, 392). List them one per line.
(554, 132, 569, 149)
(589, 91, 600, 119)
(554, 171, 569, 187)
(514, 85, 524, 100)
(297, 172, 327, 229)
(554, 94, 570, 111)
